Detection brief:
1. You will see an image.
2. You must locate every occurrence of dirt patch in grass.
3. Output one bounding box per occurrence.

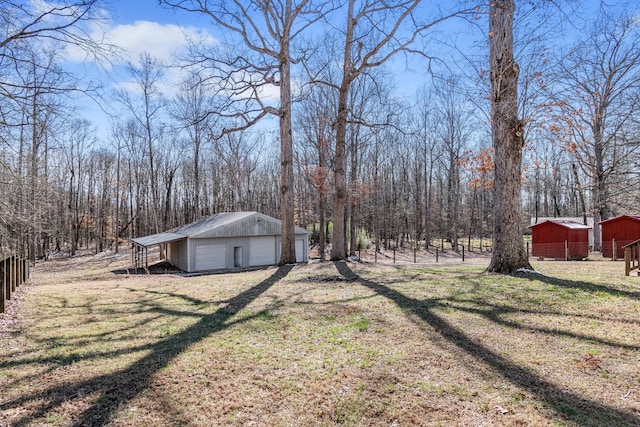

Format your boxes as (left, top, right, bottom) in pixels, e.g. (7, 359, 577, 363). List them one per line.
(1, 252, 639, 426)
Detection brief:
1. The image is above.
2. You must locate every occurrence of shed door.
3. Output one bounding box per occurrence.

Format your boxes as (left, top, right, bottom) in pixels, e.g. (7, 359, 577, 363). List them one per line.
(249, 236, 275, 266)
(194, 241, 226, 271)
(234, 247, 243, 267)
(295, 239, 305, 262)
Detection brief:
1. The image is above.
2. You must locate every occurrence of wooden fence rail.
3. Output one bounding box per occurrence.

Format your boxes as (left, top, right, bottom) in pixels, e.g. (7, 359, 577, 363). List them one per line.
(1, 255, 30, 315)
(623, 239, 640, 276)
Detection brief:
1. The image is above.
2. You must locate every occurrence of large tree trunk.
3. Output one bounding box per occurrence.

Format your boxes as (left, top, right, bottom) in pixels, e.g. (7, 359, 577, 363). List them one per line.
(279, 34, 296, 265)
(572, 163, 588, 226)
(348, 133, 359, 256)
(487, 0, 532, 273)
(331, 92, 348, 260)
(591, 127, 606, 251)
(330, 0, 354, 261)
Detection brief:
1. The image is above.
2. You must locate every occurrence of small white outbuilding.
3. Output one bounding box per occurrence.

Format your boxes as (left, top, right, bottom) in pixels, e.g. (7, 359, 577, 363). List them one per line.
(131, 212, 309, 272)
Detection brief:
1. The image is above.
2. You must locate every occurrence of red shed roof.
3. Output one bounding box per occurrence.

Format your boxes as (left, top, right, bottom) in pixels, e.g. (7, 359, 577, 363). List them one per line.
(529, 219, 591, 230)
(598, 215, 640, 225)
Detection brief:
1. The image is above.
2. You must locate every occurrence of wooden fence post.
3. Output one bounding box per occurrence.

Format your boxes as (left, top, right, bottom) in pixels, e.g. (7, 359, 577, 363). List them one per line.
(4, 257, 13, 301)
(435, 247, 439, 263)
(625, 246, 631, 276)
(0, 257, 4, 314)
(613, 239, 617, 261)
(13, 257, 20, 291)
(11, 256, 16, 293)
(565, 240, 569, 261)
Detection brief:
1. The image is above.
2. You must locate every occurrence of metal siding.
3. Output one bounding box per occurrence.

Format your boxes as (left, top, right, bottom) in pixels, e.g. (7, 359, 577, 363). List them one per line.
(531, 222, 588, 259)
(194, 213, 282, 238)
(249, 236, 276, 266)
(568, 229, 589, 259)
(190, 212, 309, 239)
(167, 239, 189, 271)
(226, 237, 249, 268)
(602, 217, 640, 258)
(178, 239, 188, 270)
(194, 239, 227, 271)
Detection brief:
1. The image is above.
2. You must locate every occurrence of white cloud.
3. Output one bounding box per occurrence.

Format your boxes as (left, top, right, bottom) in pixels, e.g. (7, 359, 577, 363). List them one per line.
(107, 20, 216, 65)
(65, 20, 217, 67)
(63, 19, 218, 98)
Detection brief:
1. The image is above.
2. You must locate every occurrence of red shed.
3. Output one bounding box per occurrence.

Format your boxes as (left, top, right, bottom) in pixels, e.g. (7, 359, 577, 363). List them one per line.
(599, 215, 640, 259)
(529, 220, 591, 260)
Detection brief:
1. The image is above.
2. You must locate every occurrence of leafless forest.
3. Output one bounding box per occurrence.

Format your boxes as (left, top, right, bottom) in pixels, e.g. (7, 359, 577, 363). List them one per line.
(1, 1, 639, 268)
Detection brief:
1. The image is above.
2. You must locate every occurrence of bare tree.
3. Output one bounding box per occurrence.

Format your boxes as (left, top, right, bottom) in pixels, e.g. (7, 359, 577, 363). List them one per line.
(61, 119, 94, 256)
(314, 0, 474, 260)
(160, 0, 334, 264)
(432, 77, 475, 250)
(486, 0, 532, 272)
(295, 83, 335, 260)
(117, 53, 167, 235)
(410, 84, 442, 248)
(552, 8, 640, 250)
(169, 71, 219, 222)
(0, 0, 113, 258)
(0, 0, 109, 127)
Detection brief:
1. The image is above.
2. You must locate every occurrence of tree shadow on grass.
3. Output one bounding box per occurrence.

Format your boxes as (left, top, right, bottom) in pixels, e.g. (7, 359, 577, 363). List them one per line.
(518, 270, 640, 300)
(440, 298, 640, 351)
(1, 264, 293, 427)
(333, 261, 640, 426)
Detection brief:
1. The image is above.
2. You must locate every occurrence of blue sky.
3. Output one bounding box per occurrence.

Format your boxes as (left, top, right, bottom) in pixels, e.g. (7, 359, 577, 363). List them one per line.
(62, 0, 628, 142)
(70, 1, 479, 140)
(63, 0, 222, 139)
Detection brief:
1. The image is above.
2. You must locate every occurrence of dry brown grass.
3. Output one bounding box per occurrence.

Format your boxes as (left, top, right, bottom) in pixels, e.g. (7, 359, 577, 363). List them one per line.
(1, 251, 639, 426)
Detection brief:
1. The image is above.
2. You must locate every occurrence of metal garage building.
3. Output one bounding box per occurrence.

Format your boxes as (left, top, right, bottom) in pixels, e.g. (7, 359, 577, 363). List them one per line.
(131, 212, 309, 272)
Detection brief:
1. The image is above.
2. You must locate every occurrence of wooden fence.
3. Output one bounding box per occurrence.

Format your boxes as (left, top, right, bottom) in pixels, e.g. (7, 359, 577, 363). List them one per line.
(0, 255, 30, 315)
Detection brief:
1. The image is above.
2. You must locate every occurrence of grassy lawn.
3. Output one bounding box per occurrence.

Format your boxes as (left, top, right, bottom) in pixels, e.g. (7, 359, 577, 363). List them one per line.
(1, 253, 639, 426)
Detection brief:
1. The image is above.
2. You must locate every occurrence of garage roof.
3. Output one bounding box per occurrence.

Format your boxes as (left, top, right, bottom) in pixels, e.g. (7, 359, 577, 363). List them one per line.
(131, 232, 186, 247)
(529, 219, 591, 230)
(131, 212, 309, 248)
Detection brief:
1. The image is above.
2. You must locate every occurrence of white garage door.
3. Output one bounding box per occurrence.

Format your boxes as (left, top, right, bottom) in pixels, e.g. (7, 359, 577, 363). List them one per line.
(275, 239, 306, 263)
(249, 236, 275, 266)
(194, 241, 226, 271)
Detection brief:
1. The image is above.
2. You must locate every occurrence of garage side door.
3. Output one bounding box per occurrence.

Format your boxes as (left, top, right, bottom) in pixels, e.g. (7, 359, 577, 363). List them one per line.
(295, 239, 306, 263)
(194, 240, 226, 271)
(249, 236, 275, 266)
